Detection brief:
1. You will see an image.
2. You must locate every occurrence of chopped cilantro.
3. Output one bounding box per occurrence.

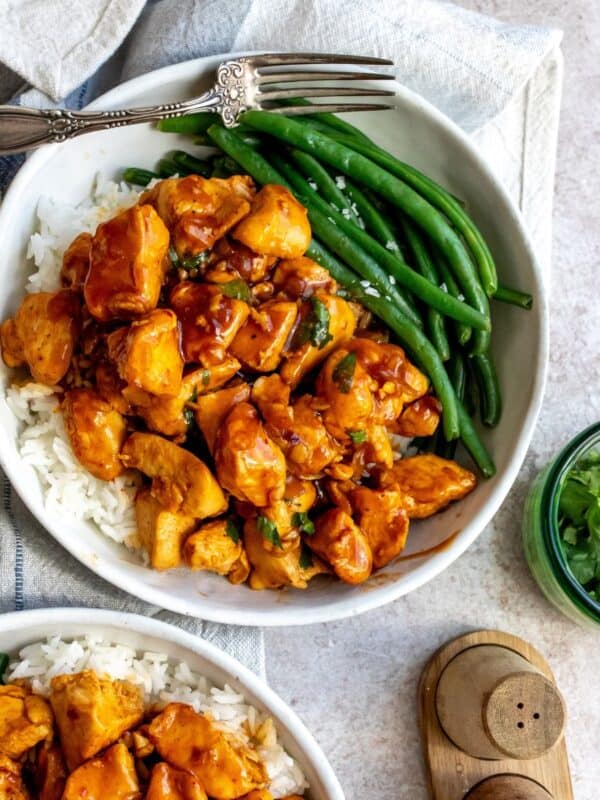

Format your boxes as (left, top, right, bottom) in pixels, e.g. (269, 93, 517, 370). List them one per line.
(220, 279, 253, 304)
(169, 247, 208, 271)
(332, 351, 357, 393)
(183, 407, 195, 428)
(348, 429, 367, 445)
(188, 387, 199, 403)
(257, 515, 283, 549)
(292, 297, 333, 350)
(292, 511, 315, 536)
(225, 519, 240, 544)
(299, 544, 314, 570)
(201, 369, 210, 387)
(558, 450, 600, 601)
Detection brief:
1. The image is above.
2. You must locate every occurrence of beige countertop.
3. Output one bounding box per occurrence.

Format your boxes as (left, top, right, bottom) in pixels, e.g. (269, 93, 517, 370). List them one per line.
(266, 2, 600, 798)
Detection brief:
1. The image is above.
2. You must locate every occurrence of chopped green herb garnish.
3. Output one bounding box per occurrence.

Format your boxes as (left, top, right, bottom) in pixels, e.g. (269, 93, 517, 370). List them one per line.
(201, 369, 211, 387)
(348, 429, 367, 445)
(220, 279, 253, 303)
(188, 387, 199, 403)
(299, 544, 314, 570)
(558, 450, 600, 600)
(225, 519, 240, 544)
(184, 408, 195, 428)
(292, 297, 333, 350)
(180, 252, 209, 270)
(168, 245, 180, 266)
(257, 515, 283, 549)
(0, 653, 8, 685)
(332, 351, 357, 393)
(292, 511, 315, 536)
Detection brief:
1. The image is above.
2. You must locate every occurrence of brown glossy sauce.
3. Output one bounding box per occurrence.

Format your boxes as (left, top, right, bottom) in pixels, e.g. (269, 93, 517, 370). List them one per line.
(395, 529, 461, 561)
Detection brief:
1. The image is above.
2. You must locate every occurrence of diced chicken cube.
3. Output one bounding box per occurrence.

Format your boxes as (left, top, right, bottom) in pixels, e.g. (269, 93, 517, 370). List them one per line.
(214, 403, 287, 507)
(316, 347, 377, 443)
(148, 703, 267, 800)
(50, 671, 143, 770)
(61, 742, 140, 800)
(309, 508, 373, 585)
(194, 382, 251, 453)
(230, 300, 297, 372)
(0, 685, 53, 761)
(232, 185, 311, 258)
(0, 755, 29, 800)
(62, 388, 127, 481)
(61, 232, 91, 290)
(280, 294, 356, 388)
(394, 395, 441, 437)
(350, 486, 410, 569)
(272, 256, 337, 299)
(121, 432, 227, 519)
(170, 282, 249, 365)
(146, 762, 208, 800)
(85, 203, 169, 322)
(107, 309, 183, 397)
(6, 290, 80, 385)
(378, 454, 477, 518)
(182, 519, 250, 584)
(135, 488, 196, 570)
(142, 175, 255, 256)
(95, 361, 131, 415)
(209, 237, 275, 284)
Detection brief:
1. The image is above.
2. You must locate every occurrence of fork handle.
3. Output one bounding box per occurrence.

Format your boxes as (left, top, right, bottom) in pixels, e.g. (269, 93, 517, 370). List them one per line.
(0, 92, 222, 156)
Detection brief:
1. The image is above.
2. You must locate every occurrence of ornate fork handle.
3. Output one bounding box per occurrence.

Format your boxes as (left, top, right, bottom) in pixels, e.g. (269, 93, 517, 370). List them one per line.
(0, 60, 253, 155)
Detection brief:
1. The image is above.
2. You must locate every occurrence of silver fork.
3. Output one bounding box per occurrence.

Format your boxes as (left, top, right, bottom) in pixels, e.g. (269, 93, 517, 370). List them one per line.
(0, 53, 395, 156)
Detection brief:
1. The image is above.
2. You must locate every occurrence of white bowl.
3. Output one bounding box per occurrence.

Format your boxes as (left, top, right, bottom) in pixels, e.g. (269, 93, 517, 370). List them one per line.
(0, 607, 343, 799)
(0, 54, 548, 625)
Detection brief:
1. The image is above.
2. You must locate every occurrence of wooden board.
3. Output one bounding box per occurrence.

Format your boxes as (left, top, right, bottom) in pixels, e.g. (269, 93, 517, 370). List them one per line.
(418, 629, 574, 800)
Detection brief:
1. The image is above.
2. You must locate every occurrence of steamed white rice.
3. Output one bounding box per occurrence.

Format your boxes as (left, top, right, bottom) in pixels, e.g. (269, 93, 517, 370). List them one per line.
(7, 635, 307, 798)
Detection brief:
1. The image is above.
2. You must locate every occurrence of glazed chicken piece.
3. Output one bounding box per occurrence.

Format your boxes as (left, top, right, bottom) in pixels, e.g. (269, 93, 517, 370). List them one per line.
(148, 703, 267, 800)
(272, 256, 338, 299)
(348, 337, 429, 424)
(378, 454, 477, 518)
(62, 388, 127, 481)
(50, 671, 143, 770)
(135, 488, 196, 570)
(1, 290, 80, 384)
(280, 294, 356, 388)
(142, 175, 255, 256)
(252, 375, 342, 479)
(245, 521, 326, 591)
(232, 185, 311, 258)
(182, 519, 250, 584)
(309, 508, 373, 585)
(107, 309, 183, 397)
(194, 382, 251, 453)
(214, 403, 287, 507)
(130, 362, 240, 439)
(121, 433, 227, 519)
(170, 282, 249, 365)
(33, 741, 67, 800)
(61, 231, 91, 290)
(85, 203, 170, 322)
(230, 300, 297, 372)
(0, 684, 53, 760)
(349, 486, 410, 569)
(146, 763, 208, 800)
(316, 348, 376, 442)
(0, 755, 29, 800)
(258, 477, 318, 543)
(61, 742, 140, 800)
(95, 361, 131, 415)
(394, 395, 441, 437)
(208, 237, 275, 284)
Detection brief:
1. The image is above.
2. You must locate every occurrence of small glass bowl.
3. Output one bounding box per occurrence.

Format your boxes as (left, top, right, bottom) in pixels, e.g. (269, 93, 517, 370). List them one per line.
(523, 422, 600, 629)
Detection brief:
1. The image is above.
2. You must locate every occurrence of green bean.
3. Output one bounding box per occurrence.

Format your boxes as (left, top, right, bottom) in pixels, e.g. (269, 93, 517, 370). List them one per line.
(271, 153, 489, 331)
(436, 351, 467, 459)
(493, 284, 533, 310)
(211, 155, 241, 178)
(171, 150, 212, 177)
(457, 398, 496, 477)
(342, 180, 401, 251)
(431, 246, 472, 347)
(157, 113, 218, 134)
(268, 153, 422, 327)
(157, 158, 179, 178)
(463, 359, 479, 418)
(472, 352, 502, 427)
(122, 167, 159, 186)
(293, 119, 498, 297)
(307, 241, 460, 441)
(241, 111, 491, 353)
(288, 149, 362, 227)
(399, 216, 450, 362)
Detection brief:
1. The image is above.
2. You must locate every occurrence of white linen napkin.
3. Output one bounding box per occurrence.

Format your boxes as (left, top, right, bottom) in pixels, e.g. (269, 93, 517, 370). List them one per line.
(0, 0, 563, 677)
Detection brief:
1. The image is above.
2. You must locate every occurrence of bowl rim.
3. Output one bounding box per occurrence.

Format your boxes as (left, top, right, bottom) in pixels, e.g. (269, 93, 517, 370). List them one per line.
(0, 606, 344, 799)
(0, 52, 549, 626)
